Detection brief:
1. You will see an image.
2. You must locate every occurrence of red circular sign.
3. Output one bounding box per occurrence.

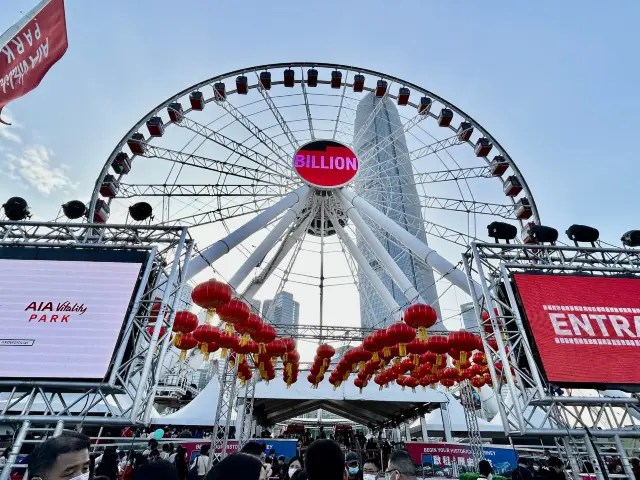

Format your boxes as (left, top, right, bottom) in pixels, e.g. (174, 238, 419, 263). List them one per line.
(293, 140, 359, 188)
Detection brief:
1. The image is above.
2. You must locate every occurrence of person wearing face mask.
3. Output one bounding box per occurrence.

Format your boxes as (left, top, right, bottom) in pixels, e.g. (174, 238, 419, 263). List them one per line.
(286, 456, 303, 480)
(345, 452, 362, 480)
(362, 458, 380, 480)
(27, 431, 91, 480)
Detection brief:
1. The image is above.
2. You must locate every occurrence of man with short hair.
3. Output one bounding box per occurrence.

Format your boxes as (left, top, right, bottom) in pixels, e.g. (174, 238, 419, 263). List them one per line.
(385, 449, 417, 480)
(27, 431, 91, 480)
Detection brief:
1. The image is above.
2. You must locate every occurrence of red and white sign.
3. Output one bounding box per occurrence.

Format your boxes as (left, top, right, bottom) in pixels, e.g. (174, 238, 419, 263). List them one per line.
(293, 140, 358, 188)
(0, 0, 68, 121)
(513, 274, 640, 385)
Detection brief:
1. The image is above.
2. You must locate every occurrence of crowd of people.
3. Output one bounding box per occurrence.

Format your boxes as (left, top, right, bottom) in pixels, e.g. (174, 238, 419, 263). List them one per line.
(19, 431, 419, 480)
(11, 429, 640, 480)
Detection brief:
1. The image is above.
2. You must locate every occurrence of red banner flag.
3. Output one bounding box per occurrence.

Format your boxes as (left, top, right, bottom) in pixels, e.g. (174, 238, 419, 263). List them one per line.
(0, 0, 68, 123)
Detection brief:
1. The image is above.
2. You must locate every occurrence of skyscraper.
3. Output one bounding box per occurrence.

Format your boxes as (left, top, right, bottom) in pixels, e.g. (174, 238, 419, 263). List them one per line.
(460, 302, 476, 331)
(262, 291, 300, 335)
(354, 92, 442, 329)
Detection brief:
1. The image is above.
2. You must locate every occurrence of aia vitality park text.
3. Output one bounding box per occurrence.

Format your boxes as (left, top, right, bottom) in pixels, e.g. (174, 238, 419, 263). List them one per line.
(24, 301, 88, 322)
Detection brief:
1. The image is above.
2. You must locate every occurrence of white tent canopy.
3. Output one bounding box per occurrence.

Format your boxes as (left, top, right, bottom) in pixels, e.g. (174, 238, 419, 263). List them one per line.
(151, 376, 235, 426)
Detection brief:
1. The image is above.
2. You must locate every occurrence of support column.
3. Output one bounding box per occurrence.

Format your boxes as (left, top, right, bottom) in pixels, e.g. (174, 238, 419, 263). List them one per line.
(338, 188, 481, 297)
(614, 435, 634, 480)
(420, 416, 429, 442)
(53, 420, 64, 437)
(0, 420, 30, 480)
(229, 189, 311, 289)
(331, 211, 401, 320)
(186, 185, 310, 280)
(404, 423, 412, 442)
(561, 438, 581, 480)
(441, 403, 453, 443)
(336, 192, 424, 304)
(584, 435, 605, 480)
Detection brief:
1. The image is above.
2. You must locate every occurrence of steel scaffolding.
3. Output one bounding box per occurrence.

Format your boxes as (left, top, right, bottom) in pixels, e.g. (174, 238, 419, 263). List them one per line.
(462, 241, 640, 479)
(0, 221, 192, 480)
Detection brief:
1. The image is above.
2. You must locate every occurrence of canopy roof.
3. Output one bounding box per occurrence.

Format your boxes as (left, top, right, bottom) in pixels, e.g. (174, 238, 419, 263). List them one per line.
(247, 372, 447, 427)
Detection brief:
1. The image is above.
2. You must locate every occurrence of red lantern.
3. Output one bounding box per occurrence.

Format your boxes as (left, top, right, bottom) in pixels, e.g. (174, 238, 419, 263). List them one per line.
(487, 339, 498, 351)
(203, 341, 219, 361)
(217, 332, 239, 359)
(404, 376, 419, 392)
(404, 303, 438, 342)
(148, 297, 167, 323)
(406, 339, 429, 362)
(172, 311, 198, 345)
(317, 344, 336, 368)
(175, 332, 198, 361)
(266, 339, 287, 358)
(419, 376, 430, 391)
(253, 323, 277, 354)
(471, 375, 486, 389)
(472, 352, 487, 365)
(426, 335, 449, 367)
(387, 322, 416, 357)
(482, 372, 492, 385)
(193, 325, 220, 355)
(354, 377, 367, 393)
(440, 378, 455, 388)
(146, 326, 167, 338)
(191, 279, 232, 325)
(374, 374, 387, 391)
(363, 334, 382, 361)
(440, 367, 459, 380)
(448, 330, 478, 364)
(217, 299, 250, 333)
(244, 314, 263, 340)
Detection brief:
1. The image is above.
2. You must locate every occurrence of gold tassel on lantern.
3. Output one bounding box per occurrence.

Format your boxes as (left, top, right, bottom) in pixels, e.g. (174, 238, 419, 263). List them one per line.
(372, 352, 379, 362)
(179, 350, 187, 361)
(173, 333, 183, 346)
(205, 309, 215, 326)
(383, 346, 390, 357)
(399, 344, 407, 357)
(200, 342, 208, 355)
(204, 352, 211, 361)
(221, 347, 228, 359)
(461, 351, 468, 364)
(224, 323, 233, 335)
(241, 334, 250, 346)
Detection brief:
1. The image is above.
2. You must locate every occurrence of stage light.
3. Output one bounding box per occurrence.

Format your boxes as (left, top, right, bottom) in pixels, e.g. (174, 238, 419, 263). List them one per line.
(129, 202, 153, 221)
(529, 225, 558, 243)
(62, 200, 87, 220)
(487, 221, 518, 242)
(621, 230, 640, 248)
(2, 197, 30, 221)
(566, 224, 600, 244)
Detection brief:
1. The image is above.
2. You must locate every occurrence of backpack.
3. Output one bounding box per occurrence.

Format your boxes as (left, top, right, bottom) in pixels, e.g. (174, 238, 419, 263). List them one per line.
(188, 456, 202, 480)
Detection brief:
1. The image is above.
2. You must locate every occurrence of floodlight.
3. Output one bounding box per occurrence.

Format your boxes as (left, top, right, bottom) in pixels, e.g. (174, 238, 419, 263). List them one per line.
(487, 221, 517, 242)
(62, 200, 87, 220)
(566, 224, 599, 243)
(129, 202, 153, 221)
(2, 197, 30, 221)
(621, 230, 640, 248)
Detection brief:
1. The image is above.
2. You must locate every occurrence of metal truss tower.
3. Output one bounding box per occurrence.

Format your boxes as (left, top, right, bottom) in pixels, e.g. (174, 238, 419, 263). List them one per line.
(0, 221, 193, 480)
(462, 241, 640, 480)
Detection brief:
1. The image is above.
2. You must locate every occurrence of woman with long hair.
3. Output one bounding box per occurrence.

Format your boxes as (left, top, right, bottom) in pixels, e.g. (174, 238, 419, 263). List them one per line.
(174, 446, 188, 480)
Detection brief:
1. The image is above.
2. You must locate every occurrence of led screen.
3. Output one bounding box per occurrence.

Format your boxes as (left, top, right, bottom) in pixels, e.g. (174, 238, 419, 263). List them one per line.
(0, 256, 143, 379)
(513, 273, 640, 385)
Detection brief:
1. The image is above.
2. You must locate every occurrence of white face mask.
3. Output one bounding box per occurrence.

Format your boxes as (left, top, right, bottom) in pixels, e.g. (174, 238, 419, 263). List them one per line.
(364, 475, 377, 480)
(69, 473, 90, 480)
(288, 468, 299, 478)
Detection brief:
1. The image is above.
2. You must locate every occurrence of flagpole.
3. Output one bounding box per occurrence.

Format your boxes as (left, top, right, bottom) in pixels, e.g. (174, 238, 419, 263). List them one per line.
(0, 0, 50, 50)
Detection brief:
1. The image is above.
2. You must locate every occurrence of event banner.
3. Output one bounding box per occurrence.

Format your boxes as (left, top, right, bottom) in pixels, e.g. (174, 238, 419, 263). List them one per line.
(184, 439, 298, 462)
(405, 443, 517, 477)
(0, 0, 68, 119)
(513, 274, 640, 385)
(0, 259, 142, 379)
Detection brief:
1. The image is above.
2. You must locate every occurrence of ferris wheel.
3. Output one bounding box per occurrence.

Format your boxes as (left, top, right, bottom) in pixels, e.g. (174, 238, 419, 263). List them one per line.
(89, 62, 539, 344)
